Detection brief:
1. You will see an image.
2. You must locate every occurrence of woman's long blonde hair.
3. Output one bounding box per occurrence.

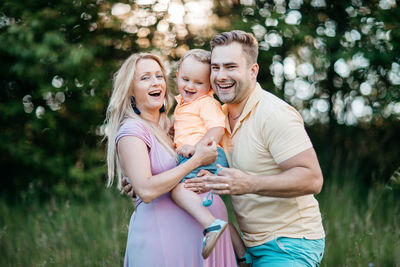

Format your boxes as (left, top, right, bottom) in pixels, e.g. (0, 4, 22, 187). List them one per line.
(104, 53, 175, 189)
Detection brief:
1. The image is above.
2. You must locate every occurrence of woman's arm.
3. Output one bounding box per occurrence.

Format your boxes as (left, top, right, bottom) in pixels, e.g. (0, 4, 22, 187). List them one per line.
(118, 136, 218, 203)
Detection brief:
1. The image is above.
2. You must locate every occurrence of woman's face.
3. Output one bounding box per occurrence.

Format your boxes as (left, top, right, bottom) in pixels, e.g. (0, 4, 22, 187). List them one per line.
(132, 58, 167, 114)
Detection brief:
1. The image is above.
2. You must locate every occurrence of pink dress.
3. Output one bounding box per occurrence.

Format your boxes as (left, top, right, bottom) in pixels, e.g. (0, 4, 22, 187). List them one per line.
(116, 119, 237, 267)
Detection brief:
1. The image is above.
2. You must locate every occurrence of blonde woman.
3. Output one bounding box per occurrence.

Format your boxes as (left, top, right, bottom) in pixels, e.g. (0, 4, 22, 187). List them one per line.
(105, 53, 236, 266)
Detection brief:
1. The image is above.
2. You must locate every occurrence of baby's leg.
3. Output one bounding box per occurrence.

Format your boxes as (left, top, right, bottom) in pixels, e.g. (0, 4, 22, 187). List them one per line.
(229, 222, 247, 258)
(171, 183, 215, 228)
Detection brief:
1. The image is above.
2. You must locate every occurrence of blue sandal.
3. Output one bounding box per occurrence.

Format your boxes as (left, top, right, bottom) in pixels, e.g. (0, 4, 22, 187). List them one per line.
(201, 219, 227, 259)
(202, 192, 213, 207)
(202, 167, 224, 207)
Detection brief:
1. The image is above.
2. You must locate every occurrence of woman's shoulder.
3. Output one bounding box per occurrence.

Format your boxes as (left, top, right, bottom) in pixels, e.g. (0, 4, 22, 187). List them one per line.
(116, 118, 152, 145)
(120, 118, 146, 131)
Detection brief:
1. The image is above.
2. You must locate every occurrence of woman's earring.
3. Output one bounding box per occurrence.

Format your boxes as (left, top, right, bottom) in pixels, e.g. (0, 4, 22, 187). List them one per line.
(159, 99, 166, 113)
(130, 96, 141, 115)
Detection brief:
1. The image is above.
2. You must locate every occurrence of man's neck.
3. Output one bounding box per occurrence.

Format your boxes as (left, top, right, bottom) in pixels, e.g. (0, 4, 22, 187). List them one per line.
(227, 82, 257, 131)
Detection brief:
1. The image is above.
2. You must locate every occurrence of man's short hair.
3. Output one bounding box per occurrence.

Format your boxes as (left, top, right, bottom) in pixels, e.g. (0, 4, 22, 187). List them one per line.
(210, 30, 258, 65)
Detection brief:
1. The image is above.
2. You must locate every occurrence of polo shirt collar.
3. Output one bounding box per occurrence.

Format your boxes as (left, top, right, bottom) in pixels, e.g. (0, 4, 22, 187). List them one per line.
(238, 83, 263, 122)
(224, 82, 264, 135)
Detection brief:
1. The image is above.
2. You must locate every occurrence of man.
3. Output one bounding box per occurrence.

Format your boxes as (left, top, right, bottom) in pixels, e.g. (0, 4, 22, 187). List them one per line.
(186, 30, 325, 266)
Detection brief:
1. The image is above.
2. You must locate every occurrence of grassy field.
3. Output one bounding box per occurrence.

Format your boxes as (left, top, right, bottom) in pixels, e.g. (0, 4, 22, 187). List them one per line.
(1, 176, 399, 266)
(0, 190, 133, 266)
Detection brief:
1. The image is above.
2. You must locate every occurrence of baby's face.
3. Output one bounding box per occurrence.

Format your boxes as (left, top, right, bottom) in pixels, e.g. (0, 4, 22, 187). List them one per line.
(176, 56, 211, 103)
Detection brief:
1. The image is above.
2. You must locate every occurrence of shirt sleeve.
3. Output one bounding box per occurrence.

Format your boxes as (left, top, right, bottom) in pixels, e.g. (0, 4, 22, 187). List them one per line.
(263, 105, 312, 164)
(115, 119, 151, 148)
(199, 97, 226, 130)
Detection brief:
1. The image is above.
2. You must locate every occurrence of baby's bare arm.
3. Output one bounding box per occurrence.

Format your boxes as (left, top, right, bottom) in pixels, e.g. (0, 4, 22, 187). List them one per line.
(179, 127, 224, 158)
(177, 144, 196, 158)
(197, 127, 224, 146)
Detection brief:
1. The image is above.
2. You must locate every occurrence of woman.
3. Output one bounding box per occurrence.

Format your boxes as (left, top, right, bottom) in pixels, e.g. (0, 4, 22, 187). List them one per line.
(104, 53, 236, 266)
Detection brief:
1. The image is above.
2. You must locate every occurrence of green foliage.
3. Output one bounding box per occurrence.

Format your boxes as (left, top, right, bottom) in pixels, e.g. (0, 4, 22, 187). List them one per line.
(231, 1, 400, 121)
(1, 0, 399, 199)
(227, 1, 400, 184)
(0, 0, 133, 199)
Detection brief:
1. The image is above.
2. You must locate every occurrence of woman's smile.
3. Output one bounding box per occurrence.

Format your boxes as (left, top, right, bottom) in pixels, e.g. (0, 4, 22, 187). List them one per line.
(133, 58, 167, 112)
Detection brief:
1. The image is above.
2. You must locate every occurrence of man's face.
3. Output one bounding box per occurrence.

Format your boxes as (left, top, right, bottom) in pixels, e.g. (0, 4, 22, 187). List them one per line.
(210, 42, 257, 104)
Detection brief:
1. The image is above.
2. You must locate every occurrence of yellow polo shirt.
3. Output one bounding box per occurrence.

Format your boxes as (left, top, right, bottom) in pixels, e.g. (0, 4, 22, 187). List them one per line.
(221, 83, 325, 247)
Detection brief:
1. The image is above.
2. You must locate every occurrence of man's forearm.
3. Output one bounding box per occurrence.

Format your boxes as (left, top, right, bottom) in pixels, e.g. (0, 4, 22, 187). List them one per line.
(248, 166, 323, 198)
(202, 148, 323, 197)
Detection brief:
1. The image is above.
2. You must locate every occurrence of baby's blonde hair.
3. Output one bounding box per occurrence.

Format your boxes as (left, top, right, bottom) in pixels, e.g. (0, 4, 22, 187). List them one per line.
(104, 53, 175, 189)
(177, 49, 211, 71)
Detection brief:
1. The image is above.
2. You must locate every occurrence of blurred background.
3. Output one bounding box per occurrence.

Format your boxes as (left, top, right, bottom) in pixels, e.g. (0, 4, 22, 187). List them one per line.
(1, 0, 399, 265)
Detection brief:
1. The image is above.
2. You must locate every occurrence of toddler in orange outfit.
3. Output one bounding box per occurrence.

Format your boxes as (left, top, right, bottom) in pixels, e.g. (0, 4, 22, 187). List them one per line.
(170, 49, 229, 259)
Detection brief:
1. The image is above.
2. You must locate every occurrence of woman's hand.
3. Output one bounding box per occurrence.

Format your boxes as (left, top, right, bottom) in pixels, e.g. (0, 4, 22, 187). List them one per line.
(191, 138, 218, 166)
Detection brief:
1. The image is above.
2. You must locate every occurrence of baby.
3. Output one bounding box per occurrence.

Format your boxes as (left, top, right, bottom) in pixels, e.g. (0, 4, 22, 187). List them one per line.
(171, 49, 229, 259)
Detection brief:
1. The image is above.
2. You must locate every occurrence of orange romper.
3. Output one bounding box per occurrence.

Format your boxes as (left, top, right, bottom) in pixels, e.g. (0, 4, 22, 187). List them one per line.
(174, 91, 225, 149)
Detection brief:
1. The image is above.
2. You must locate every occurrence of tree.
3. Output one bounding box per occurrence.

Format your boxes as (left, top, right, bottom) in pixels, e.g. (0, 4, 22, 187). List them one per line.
(0, 0, 132, 198)
(1, 0, 398, 199)
(228, 0, 400, 184)
(0, 0, 232, 199)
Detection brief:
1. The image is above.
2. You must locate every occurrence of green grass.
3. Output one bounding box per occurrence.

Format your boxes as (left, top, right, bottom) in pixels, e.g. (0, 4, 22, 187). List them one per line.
(0, 189, 133, 266)
(319, 178, 400, 266)
(1, 177, 399, 266)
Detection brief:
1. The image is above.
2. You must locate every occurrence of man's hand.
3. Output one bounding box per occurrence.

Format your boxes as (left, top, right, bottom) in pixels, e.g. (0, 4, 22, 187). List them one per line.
(122, 177, 136, 201)
(184, 169, 212, 194)
(202, 164, 252, 195)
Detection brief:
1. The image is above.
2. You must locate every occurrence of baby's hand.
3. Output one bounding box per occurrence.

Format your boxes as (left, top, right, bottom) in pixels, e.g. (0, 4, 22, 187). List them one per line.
(177, 144, 196, 158)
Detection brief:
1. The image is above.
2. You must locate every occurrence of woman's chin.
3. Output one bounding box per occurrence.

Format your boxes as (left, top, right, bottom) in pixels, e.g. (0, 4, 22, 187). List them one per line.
(148, 96, 164, 106)
(153, 103, 165, 111)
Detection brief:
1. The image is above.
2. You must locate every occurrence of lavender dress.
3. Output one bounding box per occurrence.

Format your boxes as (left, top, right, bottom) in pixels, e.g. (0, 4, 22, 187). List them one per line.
(116, 119, 237, 267)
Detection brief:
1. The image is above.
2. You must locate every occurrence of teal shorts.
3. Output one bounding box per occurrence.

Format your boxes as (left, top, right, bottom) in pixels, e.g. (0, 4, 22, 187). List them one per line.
(246, 237, 325, 267)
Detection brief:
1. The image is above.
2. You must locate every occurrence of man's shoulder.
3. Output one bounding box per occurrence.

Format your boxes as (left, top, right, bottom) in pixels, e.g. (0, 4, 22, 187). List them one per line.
(252, 88, 303, 130)
(256, 88, 291, 116)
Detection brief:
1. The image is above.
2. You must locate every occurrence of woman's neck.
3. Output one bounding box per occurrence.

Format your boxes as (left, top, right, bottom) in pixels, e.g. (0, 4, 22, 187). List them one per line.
(140, 110, 175, 152)
(140, 110, 160, 127)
